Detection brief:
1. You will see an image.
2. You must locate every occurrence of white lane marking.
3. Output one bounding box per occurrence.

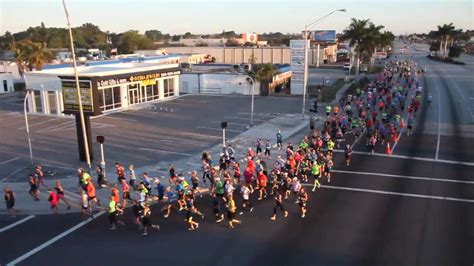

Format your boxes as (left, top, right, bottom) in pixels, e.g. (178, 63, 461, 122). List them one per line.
(6, 211, 105, 266)
(333, 149, 474, 166)
(0, 157, 20, 165)
(303, 184, 474, 203)
(224, 116, 266, 122)
(435, 77, 442, 160)
(16, 117, 61, 130)
(91, 115, 138, 122)
(332, 169, 474, 185)
(35, 120, 76, 133)
(63, 190, 82, 199)
(139, 148, 194, 157)
(197, 126, 243, 133)
(211, 120, 249, 127)
(180, 132, 221, 139)
(0, 215, 35, 233)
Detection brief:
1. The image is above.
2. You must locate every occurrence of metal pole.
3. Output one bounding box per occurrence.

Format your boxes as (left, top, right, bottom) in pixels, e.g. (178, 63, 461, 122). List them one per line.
(250, 76, 255, 127)
(62, 0, 91, 168)
(302, 25, 308, 119)
(100, 143, 106, 177)
(222, 128, 226, 147)
(23, 90, 34, 165)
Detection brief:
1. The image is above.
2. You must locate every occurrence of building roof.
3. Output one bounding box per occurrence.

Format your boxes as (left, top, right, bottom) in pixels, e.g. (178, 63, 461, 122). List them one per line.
(27, 54, 181, 78)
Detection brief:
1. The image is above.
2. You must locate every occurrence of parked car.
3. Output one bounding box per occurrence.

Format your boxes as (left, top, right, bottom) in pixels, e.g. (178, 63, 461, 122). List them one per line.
(343, 63, 351, 70)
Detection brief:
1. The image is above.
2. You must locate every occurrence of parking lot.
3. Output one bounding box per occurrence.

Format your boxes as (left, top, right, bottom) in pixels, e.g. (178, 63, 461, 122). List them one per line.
(0, 95, 303, 180)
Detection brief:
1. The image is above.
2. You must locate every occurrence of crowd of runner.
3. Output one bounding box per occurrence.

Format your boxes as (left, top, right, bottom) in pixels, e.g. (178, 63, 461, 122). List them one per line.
(4, 59, 426, 236)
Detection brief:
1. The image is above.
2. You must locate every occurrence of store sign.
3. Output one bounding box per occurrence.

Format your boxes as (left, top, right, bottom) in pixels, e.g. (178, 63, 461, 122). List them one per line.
(97, 78, 128, 87)
(290, 40, 308, 95)
(62, 80, 94, 112)
(128, 70, 181, 83)
(311, 30, 336, 42)
(141, 79, 156, 86)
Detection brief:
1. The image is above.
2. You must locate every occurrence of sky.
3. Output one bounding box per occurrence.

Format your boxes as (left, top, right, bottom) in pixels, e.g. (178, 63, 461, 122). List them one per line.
(0, 0, 472, 35)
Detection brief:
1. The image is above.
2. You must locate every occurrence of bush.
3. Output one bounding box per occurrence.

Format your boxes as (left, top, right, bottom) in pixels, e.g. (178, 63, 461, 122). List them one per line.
(448, 46, 462, 58)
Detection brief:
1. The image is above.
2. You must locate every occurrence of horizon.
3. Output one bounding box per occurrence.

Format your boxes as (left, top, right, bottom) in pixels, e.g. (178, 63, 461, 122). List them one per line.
(0, 0, 472, 36)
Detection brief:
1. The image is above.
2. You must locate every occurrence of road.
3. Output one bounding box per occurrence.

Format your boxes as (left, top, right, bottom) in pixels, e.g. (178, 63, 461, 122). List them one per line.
(1, 41, 473, 266)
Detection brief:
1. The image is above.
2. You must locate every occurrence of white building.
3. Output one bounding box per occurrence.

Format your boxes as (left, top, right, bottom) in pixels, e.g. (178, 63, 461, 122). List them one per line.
(24, 55, 181, 116)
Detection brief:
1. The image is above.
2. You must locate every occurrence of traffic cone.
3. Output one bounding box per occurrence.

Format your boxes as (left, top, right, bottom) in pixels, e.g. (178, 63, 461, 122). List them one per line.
(400, 118, 405, 128)
(386, 143, 392, 154)
(393, 131, 398, 142)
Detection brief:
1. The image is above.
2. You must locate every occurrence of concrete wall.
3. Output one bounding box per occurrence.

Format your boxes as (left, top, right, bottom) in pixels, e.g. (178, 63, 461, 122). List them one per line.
(0, 73, 14, 93)
(162, 45, 337, 65)
(180, 73, 260, 95)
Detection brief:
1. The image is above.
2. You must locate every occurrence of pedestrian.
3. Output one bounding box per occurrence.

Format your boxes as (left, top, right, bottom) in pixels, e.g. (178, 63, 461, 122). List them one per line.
(276, 130, 283, 150)
(108, 195, 125, 230)
(4, 188, 16, 217)
(54, 180, 71, 210)
(228, 144, 236, 162)
(46, 188, 58, 214)
(132, 200, 143, 229)
(325, 155, 334, 183)
(226, 194, 241, 229)
(155, 179, 166, 201)
(297, 187, 308, 218)
(311, 163, 321, 192)
(96, 165, 106, 188)
(141, 204, 159, 235)
(28, 174, 40, 201)
(162, 186, 177, 218)
(270, 190, 288, 220)
(86, 180, 101, 216)
(190, 170, 202, 197)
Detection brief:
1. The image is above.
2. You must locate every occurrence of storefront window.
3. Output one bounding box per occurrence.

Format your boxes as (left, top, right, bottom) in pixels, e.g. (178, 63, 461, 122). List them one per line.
(99, 86, 122, 111)
(164, 78, 174, 97)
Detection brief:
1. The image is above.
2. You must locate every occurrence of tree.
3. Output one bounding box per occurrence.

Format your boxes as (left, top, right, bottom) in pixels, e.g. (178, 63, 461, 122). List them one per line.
(432, 23, 456, 58)
(145, 30, 163, 42)
(250, 64, 278, 95)
(341, 18, 371, 79)
(118, 30, 153, 54)
(15, 40, 55, 71)
(225, 38, 240, 47)
(429, 41, 441, 55)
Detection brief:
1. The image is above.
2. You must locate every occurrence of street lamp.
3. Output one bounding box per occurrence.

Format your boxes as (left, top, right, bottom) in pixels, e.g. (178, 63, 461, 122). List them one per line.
(62, 0, 92, 169)
(23, 89, 34, 165)
(302, 8, 346, 119)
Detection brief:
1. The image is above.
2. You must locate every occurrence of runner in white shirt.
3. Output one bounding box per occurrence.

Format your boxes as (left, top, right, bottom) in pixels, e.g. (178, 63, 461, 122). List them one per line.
(239, 184, 254, 215)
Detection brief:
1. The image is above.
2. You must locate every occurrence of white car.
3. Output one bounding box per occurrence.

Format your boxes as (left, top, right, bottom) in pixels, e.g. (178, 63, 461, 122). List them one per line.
(343, 63, 351, 70)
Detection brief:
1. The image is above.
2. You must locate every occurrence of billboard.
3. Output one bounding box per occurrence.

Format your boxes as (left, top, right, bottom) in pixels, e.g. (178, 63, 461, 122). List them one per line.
(62, 80, 94, 113)
(290, 39, 309, 95)
(312, 30, 336, 42)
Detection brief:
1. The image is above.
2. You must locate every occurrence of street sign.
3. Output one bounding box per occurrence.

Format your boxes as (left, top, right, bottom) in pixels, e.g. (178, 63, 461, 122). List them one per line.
(290, 39, 309, 95)
(62, 80, 94, 113)
(96, 135, 105, 144)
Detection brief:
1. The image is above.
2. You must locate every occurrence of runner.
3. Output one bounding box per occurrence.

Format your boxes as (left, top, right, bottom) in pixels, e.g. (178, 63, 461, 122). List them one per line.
(28, 174, 40, 201)
(212, 192, 224, 223)
(325, 155, 334, 183)
(96, 165, 106, 188)
(115, 162, 126, 184)
(311, 162, 321, 192)
(270, 190, 288, 221)
(344, 145, 353, 166)
(108, 195, 125, 230)
(276, 130, 283, 150)
(264, 139, 272, 159)
(54, 180, 71, 210)
(86, 180, 101, 216)
(141, 203, 160, 235)
(226, 194, 241, 229)
(162, 186, 177, 218)
(128, 165, 137, 190)
(239, 184, 254, 215)
(257, 170, 268, 200)
(121, 178, 131, 208)
(190, 170, 202, 197)
(297, 187, 308, 218)
(34, 165, 47, 188)
(47, 188, 59, 214)
(4, 188, 16, 217)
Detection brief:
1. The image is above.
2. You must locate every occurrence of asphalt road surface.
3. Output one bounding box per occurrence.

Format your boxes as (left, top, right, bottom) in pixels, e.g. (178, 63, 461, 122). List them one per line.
(1, 41, 473, 266)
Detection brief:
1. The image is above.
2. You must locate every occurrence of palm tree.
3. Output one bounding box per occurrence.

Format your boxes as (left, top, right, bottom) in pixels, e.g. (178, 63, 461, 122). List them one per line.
(15, 40, 54, 71)
(341, 18, 370, 79)
(435, 23, 456, 58)
(362, 23, 384, 71)
(250, 63, 278, 95)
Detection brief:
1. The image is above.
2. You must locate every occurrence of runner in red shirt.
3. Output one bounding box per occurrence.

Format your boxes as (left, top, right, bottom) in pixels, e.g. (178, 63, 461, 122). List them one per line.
(257, 171, 268, 200)
(48, 188, 59, 214)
